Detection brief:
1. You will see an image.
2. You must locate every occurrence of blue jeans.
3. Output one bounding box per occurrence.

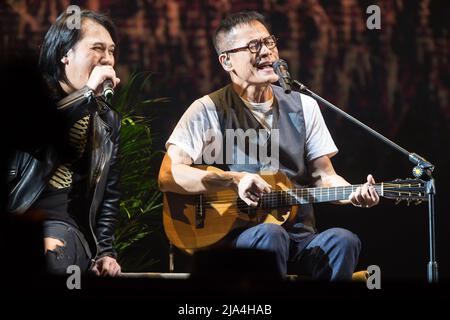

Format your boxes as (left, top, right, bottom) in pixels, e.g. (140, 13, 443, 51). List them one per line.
(234, 224, 361, 281)
(43, 220, 93, 274)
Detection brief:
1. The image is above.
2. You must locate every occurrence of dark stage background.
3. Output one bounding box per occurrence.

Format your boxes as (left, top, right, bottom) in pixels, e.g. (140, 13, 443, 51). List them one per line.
(1, 0, 449, 281)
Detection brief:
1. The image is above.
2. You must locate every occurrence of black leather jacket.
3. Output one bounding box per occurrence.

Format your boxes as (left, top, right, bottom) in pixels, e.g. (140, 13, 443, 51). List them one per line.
(6, 86, 121, 259)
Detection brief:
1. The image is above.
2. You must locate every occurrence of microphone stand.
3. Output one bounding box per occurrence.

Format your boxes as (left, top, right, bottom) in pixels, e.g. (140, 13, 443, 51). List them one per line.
(292, 79, 438, 283)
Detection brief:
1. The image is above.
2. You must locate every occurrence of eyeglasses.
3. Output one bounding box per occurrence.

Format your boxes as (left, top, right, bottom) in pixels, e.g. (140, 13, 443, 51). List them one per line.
(221, 35, 277, 54)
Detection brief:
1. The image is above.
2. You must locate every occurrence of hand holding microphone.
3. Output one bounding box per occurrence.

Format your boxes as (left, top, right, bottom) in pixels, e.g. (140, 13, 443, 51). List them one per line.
(102, 79, 114, 100)
(86, 65, 120, 99)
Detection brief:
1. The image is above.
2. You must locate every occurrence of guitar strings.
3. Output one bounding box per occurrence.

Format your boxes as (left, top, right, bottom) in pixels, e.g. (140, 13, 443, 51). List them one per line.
(200, 185, 384, 204)
(196, 184, 423, 206)
(200, 191, 424, 212)
(203, 183, 420, 203)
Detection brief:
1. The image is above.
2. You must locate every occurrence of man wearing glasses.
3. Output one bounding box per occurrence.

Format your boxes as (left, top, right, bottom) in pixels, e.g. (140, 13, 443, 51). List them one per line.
(159, 11, 379, 281)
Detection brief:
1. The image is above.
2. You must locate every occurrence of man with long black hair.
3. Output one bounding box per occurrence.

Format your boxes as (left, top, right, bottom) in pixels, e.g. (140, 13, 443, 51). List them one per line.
(6, 9, 122, 276)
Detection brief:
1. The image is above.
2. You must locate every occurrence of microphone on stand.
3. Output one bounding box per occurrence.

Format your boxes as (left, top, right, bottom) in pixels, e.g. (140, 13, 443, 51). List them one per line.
(272, 59, 293, 94)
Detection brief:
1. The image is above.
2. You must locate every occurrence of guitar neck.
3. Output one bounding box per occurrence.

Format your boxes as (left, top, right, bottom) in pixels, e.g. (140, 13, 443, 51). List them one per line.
(260, 184, 383, 207)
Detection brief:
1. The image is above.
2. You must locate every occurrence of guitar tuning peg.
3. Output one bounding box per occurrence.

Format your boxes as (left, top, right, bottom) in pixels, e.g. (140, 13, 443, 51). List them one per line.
(415, 200, 422, 205)
(395, 199, 401, 205)
(406, 200, 411, 206)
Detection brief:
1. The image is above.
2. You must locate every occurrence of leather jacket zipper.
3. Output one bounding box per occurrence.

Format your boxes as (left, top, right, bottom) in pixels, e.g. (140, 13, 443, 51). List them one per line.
(89, 114, 112, 260)
(91, 117, 111, 187)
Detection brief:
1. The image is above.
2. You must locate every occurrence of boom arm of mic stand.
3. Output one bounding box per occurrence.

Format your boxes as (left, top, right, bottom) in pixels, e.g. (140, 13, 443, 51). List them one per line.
(292, 80, 434, 175)
(292, 79, 438, 283)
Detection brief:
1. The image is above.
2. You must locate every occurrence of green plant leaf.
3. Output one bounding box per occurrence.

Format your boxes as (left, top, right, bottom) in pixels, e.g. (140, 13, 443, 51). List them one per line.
(112, 71, 168, 271)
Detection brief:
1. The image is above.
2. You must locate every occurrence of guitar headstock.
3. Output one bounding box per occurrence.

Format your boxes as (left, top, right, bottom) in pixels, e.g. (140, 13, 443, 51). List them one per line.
(382, 178, 428, 205)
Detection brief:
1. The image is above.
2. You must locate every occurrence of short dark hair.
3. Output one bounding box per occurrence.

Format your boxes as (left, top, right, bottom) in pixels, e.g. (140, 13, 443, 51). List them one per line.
(213, 11, 270, 55)
(38, 10, 117, 98)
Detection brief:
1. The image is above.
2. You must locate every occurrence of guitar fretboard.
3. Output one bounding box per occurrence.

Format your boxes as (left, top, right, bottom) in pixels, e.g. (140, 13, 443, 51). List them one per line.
(259, 184, 383, 208)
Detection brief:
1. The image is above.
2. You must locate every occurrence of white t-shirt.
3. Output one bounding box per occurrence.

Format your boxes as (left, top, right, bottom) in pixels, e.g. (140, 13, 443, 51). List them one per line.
(241, 96, 274, 130)
(166, 90, 338, 164)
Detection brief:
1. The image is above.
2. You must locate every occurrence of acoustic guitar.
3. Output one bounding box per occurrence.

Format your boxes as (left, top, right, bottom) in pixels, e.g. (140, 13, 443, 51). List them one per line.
(163, 166, 427, 253)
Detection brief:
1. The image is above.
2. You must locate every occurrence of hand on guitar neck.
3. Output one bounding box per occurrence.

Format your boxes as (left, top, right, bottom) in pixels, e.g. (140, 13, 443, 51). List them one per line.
(348, 174, 379, 208)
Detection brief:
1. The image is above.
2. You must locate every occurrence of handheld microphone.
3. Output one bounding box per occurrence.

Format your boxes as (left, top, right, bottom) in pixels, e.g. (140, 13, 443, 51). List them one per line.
(272, 59, 292, 94)
(102, 79, 114, 100)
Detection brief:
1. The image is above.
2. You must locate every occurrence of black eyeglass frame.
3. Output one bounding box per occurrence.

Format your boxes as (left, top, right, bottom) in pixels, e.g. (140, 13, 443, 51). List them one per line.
(221, 35, 278, 55)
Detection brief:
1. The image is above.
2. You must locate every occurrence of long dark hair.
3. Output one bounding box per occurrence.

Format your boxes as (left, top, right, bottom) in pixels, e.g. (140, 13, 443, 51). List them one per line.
(39, 10, 117, 99)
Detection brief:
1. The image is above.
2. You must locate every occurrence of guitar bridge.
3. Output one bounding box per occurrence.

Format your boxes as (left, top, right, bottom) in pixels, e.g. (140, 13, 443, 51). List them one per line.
(195, 194, 205, 228)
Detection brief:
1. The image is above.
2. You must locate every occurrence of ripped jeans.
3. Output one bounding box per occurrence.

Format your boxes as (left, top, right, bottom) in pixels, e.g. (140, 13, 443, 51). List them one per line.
(43, 220, 93, 275)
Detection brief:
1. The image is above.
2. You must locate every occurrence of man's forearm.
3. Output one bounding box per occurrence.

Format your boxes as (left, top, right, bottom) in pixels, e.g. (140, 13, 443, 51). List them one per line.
(159, 163, 243, 194)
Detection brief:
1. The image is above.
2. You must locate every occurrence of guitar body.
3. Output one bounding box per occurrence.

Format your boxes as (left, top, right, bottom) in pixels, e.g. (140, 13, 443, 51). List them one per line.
(163, 166, 298, 253)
